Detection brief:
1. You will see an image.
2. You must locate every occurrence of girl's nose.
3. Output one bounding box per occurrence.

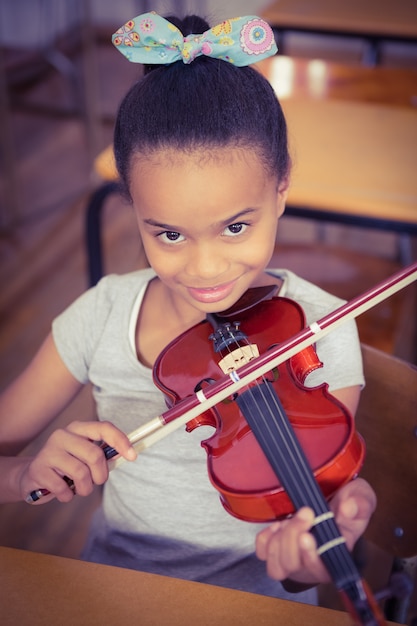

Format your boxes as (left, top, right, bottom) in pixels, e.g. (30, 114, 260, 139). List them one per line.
(185, 242, 229, 280)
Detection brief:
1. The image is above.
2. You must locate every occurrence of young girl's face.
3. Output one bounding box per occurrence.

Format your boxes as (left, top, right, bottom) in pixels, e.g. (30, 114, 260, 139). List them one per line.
(130, 146, 288, 319)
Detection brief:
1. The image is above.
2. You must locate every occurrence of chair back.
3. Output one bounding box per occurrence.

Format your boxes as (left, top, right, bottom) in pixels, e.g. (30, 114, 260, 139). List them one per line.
(356, 344, 417, 559)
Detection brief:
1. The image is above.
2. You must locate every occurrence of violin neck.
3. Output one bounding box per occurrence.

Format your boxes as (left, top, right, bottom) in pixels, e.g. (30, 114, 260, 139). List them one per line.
(236, 382, 385, 626)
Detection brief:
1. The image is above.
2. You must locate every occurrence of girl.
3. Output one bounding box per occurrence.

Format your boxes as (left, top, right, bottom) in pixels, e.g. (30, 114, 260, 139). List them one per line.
(0, 13, 375, 604)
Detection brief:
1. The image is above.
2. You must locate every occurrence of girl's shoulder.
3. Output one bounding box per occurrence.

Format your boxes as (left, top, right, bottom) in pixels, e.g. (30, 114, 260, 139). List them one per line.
(95, 268, 157, 300)
(57, 268, 157, 326)
(268, 268, 345, 323)
(51, 268, 157, 383)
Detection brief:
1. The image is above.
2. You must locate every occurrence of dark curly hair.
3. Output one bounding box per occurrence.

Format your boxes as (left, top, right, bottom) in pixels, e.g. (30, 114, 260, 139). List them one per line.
(114, 15, 290, 198)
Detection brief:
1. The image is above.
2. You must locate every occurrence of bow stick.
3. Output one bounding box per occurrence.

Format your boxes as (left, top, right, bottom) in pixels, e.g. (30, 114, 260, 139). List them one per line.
(108, 261, 417, 469)
(25, 261, 417, 503)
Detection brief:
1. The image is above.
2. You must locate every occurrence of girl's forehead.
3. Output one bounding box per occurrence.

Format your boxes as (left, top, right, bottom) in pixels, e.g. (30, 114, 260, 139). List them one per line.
(131, 145, 268, 174)
(129, 146, 280, 228)
(129, 147, 273, 208)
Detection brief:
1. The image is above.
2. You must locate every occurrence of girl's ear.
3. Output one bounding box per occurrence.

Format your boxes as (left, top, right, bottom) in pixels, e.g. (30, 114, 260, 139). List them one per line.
(276, 177, 290, 218)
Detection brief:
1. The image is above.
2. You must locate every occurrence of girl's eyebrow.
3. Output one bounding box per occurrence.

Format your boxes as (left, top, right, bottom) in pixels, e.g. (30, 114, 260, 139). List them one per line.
(143, 208, 258, 231)
(143, 218, 179, 230)
(218, 208, 258, 227)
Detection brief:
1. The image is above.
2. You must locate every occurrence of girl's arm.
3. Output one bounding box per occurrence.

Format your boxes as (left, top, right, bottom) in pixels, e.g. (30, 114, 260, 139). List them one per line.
(331, 385, 361, 417)
(0, 334, 84, 454)
(0, 333, 136, 504)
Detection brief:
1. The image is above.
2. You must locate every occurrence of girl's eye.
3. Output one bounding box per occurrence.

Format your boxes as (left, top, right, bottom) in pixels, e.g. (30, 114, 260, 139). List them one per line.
(158, 231, 185, 244)
(224, 222, 248, 237)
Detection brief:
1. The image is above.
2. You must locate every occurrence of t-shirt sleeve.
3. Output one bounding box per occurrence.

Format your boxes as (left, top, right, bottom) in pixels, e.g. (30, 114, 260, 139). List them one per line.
(51, 276, 114, 383)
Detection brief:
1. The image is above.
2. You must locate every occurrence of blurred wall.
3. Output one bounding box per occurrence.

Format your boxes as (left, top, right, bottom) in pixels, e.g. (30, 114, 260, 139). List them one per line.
(0, 0, 271, 48)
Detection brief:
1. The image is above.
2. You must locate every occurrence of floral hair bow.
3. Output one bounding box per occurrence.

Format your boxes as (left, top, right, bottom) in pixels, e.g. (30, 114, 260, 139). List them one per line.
(112, 12, 277, 66)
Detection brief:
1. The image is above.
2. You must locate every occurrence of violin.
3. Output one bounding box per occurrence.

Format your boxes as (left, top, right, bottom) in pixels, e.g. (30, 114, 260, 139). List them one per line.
(154, 289, 365, 522)
(154, 289, 384, 626)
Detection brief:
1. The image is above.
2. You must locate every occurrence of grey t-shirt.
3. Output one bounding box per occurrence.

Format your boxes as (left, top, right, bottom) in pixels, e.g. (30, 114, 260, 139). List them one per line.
(52, 268, 364, 602)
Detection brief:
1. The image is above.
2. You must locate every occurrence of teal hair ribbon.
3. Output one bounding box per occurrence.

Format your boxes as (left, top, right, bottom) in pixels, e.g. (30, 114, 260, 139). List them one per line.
(112, 12, 277, 66)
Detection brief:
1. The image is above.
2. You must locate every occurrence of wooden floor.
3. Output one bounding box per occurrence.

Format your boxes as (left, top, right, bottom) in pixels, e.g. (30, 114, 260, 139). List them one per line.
(1, 34, 416, 622)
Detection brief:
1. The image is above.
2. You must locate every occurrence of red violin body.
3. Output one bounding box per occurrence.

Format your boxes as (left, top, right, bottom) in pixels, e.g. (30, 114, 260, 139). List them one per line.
(153, 295, 365, 523)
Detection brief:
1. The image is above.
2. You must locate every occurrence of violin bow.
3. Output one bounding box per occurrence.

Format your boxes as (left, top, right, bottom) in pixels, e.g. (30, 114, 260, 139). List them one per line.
(108, 261, 417, 467)
(26, 262, 416, 500)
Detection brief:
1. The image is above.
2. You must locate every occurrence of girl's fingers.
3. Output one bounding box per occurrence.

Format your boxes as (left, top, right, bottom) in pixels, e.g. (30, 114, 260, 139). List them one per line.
(22, 462, 77, 504)
(256, 508, 321, 581)
(66, 420, 137, 461)
(41, 429, 109, 490)
(24, 420, 137, 503)
(330, 478, 377, 549)
(256, 481, 377, 584)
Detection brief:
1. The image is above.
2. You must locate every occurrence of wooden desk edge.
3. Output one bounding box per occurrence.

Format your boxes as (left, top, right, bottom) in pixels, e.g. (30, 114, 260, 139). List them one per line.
(0, 546, 401, 625)
(261, 1, 417, 40)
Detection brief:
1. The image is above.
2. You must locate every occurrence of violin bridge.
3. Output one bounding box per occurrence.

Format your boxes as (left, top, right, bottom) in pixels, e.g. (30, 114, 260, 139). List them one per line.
(218, 344, 259, 374)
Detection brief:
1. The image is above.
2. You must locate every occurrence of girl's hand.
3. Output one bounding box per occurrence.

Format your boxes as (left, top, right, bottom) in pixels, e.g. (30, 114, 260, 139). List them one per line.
(255, 478, 376, 584)
(18, 420, 137, 504)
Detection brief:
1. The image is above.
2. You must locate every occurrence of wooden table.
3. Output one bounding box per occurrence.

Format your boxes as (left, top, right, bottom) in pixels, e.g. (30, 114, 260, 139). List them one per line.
(282, 99, 417, 234)
(257, 56, 417, 108)
(0, 546, 400, 625)
(256, 58, 417, 236)
(262, 0, 417, 63)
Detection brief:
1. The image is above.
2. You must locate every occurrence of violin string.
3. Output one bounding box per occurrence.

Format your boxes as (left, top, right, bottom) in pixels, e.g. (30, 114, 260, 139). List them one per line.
(265, 380, 358, 580)
(227, 331, 359, 585)
(255, 382, 358, 578)
(226, 328, 320, 508)
(237, 382, 359, 586)
(221, 327, 359, 581)
(236, 384, 324, 511)
(212, 322, 377, 618)
(228, 329, 328, 507)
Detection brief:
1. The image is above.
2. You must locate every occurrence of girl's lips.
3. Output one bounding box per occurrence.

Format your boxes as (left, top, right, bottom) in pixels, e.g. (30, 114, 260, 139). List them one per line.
(187, 280, 237, 304)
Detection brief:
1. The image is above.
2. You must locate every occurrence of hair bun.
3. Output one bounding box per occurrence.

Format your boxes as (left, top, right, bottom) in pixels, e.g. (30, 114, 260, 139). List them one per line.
(169, 14, 210, 36)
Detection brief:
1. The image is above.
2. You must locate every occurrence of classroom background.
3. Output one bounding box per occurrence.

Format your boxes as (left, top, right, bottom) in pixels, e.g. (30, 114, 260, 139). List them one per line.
(0, 1, 416, 623)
